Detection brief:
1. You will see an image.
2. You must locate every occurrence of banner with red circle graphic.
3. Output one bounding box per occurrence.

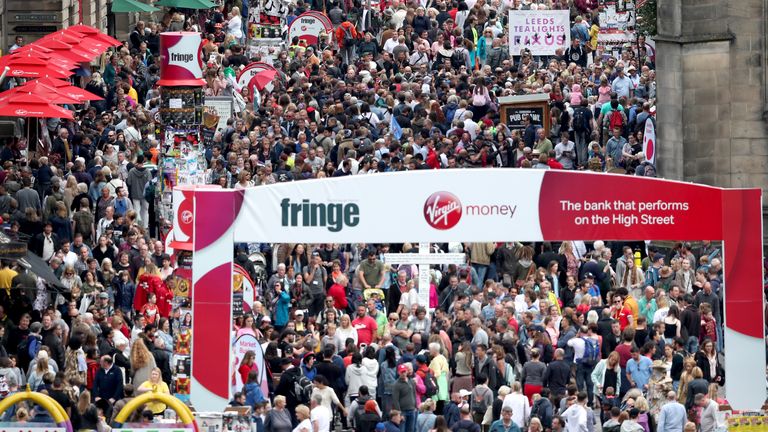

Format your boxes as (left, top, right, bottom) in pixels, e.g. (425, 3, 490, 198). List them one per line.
(188, 169, 765, 413)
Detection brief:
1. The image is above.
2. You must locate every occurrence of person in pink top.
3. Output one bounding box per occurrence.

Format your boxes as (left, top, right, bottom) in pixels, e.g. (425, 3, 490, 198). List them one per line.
(352, 305, 378, 346)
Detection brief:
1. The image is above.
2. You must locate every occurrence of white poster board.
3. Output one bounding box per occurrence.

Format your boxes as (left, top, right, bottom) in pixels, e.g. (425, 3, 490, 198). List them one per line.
(231, 334, 269, 397)
(508, 10, 570, 56)
(204, 97, 234, 133)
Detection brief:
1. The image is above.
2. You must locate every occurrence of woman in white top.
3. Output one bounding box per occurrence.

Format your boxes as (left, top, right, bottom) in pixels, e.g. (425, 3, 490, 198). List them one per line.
(652, 296, 670, 324)
(292, 405, 312, 432)
(334, 314, 358, 350)
(310, 375, 347, 415)
(226, 7, 244, 41)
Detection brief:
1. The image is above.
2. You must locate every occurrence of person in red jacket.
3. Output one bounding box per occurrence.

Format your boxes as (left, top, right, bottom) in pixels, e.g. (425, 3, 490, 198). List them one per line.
(426, 142, 441, 169)
(335, 21, 360, 66)
(327, 275, 349, 311)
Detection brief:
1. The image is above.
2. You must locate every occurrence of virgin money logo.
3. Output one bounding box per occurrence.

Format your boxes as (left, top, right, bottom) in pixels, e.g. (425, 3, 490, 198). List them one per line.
(181, 210, 193, 224)
(424, 192, 462, 230)
(14, 109, 28, 116)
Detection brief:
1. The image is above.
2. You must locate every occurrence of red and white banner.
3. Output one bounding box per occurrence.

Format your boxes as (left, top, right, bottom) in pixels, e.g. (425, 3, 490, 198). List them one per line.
(287, 12, 333, 45)
(642, 118, 656, 165)
(158, 32, 205, 86)
(187, 169, 765, 412)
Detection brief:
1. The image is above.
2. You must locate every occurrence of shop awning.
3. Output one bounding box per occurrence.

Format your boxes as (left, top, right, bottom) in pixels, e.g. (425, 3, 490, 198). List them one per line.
(111, 0, 159, 13)
(154, 0, 215, 9)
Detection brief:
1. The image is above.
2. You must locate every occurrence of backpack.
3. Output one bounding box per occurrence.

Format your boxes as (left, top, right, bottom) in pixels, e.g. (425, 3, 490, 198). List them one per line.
(573, 107, 589, 132)
(451, 50, 467, 69)
(471, 387, 490, 415)
(608, 109, 624, 131)
(422, 369, 438, 398)
(18, 335, 40, 361)
(342, 26, 355, 46)
(355, 394, 373, 424)
(579, 337, 600, 366)
(292, 371, 313, 404)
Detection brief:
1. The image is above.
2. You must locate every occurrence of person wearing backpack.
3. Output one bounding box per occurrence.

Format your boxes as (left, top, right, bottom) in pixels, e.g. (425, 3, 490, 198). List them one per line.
(572, 99, 594, 168)
(568, 324, 600, 407)
(335, 21, 360, 67)
(470, 374, 493, 426)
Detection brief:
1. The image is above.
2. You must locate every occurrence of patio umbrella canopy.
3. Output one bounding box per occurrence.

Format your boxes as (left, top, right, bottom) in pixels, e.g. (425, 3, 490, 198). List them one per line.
(65, 25, 122, 46)
(154, 0, 215, 9)
(35, 78, 104, 101)
(1, 48, 79, 71)
(111, 0, 160, 12)
(0, 81, 80, 105)
(0, 93, 73, 119)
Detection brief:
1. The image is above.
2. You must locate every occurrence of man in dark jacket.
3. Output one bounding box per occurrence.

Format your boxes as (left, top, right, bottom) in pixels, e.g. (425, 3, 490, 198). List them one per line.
(274, 358, 303, 423)
(543, 349, 571, 401)
(150, 337, 173, 384)
(93, 355, 124, 417)
(679, 295, 700, 354)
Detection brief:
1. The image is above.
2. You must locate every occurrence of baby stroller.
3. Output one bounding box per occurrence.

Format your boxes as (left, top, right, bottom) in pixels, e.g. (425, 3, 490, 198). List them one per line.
(363, 287, 386, 313)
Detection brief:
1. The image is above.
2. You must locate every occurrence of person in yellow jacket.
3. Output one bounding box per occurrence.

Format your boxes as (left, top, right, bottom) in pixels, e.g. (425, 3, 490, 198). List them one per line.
(588, 16, 600, 57)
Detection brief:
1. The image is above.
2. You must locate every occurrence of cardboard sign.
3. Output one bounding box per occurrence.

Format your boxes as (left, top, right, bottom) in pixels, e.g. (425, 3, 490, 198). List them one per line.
(508, 10, 570, 56)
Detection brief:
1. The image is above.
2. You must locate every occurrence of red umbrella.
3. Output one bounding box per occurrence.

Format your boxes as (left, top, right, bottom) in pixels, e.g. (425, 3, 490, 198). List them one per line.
(248, 69, 278, 91)
(36, 39, 94, 62)
(2, 48, 78, 70)
(2, 55, 72, 79)
(0, 93, 73, 119)
(0, 81, 80, 105)
(40, 32, 107, 56)
(35, 77, 104, 101)
(65, 25, 121, 47)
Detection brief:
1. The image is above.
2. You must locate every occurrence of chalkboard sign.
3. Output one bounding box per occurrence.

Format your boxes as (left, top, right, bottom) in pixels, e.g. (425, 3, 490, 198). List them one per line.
(506, 107, 545, 130)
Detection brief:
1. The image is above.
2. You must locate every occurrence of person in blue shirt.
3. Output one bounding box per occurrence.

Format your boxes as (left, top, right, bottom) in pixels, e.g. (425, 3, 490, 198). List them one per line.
(488, 406, 521, 432)
(626, 346, 653, 392)
(606, 127, 627, 167)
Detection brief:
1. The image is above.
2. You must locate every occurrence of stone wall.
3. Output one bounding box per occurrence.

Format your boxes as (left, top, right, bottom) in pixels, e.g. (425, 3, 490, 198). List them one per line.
(657, 0, 768, 237)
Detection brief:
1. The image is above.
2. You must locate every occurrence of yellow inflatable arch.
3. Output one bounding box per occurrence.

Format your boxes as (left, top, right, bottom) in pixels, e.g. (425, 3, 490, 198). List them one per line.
(0, 389, 73, 432)
(112, 390, 197, 429)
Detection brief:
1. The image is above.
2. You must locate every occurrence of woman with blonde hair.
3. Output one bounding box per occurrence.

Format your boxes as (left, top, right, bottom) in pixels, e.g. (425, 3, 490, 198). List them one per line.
(527, 417, 544, 432)
(591, 351, 622, 402)
(130, 338, 157, 385)
(265, 395, 292, 432)
(633, 395, 652, 431)
(137, 367, 170, 415)
(292, 405, 311, 432)
(74, 389, 99, 431)
(27, 350, 51, 391)
(63, 176, 79, 210)
(677, 358, 697, 404)
(416, 399, 436, 432)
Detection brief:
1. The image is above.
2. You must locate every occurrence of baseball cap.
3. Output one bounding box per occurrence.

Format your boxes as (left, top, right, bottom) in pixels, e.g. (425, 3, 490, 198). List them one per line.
(99, 292, 109, 299)
(397, 364, 408, 374)
(584, 272, 595, 279)
(376, 423, 386, 430)
(459, 389, 472, 397)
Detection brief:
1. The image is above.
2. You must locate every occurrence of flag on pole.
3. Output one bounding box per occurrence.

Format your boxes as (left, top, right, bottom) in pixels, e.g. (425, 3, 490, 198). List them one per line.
(642, 118, 656, 165)
(390, 113, 403, 140)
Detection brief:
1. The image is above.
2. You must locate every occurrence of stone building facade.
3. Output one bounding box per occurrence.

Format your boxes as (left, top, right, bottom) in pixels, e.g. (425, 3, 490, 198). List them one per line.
(656, 0, 768, 237)
(1, 0, 112, 50)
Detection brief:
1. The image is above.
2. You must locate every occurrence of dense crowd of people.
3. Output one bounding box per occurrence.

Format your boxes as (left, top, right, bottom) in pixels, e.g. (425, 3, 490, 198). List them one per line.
(0, 0, 736, 431)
